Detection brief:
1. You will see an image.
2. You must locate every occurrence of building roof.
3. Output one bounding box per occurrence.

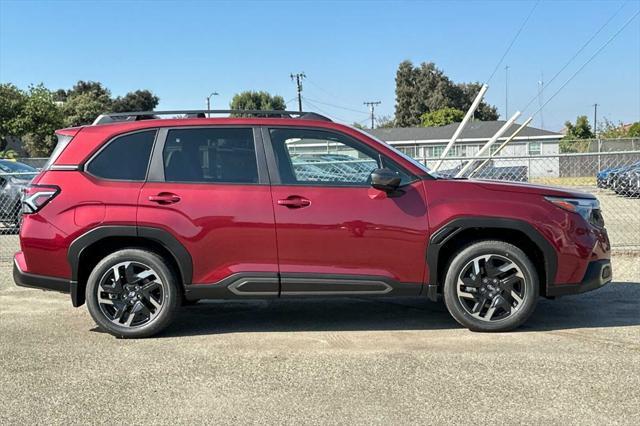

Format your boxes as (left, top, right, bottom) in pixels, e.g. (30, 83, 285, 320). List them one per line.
(367, 120, 562, 143)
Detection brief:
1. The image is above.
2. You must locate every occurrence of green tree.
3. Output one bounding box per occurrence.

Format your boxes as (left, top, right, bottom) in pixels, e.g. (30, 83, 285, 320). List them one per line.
(0, 84, 27, 147)
(111, 90, 159, 112)
(230, 91, 286, 113)
(628, 122, 640, 137)
(598, 118, 628, 138)
(17, 85, 64, 156)
(66, 80, 111, 99)
(351, 122, 366, 130)
(560, 115, 594, 153)
(62, 91, 112, 127)
(394, 60, 420, 127)
(394, 60, 498, 127)
(421, 107, 465, 127)
(375, 115, 396, 128)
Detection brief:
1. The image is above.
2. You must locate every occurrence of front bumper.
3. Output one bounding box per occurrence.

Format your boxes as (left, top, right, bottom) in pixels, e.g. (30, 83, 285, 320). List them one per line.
(547, 259, 612, 297)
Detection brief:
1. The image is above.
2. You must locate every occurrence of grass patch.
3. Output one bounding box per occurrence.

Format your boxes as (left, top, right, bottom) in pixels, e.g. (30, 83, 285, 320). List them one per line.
(531, 176, 596, 186)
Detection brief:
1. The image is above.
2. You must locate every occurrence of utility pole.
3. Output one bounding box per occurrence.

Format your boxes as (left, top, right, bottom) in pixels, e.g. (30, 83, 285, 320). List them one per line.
(593, 103, 599, 136)
(505, 65, 510, 118)
(363, 101, 381, 129)
(537, 73, 544, 130)
(206, 91, 219, 117)
(290, 72, 306, 112)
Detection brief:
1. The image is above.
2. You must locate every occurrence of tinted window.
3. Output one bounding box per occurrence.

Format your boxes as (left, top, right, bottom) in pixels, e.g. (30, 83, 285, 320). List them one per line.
(87, 130, 156, 180)
(163, 128, 257, 183)
(269, 128, 411, 185)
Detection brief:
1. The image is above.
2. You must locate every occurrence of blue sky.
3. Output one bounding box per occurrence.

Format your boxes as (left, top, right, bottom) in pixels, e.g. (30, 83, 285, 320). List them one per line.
(1, 0, 639, 131)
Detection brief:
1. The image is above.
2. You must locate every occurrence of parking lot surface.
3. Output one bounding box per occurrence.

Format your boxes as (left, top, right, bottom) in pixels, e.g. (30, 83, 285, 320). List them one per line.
(1, 277, 638, 425)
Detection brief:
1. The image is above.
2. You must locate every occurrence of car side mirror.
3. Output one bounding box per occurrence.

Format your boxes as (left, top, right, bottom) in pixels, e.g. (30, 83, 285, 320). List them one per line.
(370, 168, 401, 193)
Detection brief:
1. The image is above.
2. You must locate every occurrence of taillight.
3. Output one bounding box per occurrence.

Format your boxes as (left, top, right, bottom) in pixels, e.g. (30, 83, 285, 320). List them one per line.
(22, 184, 60, 214)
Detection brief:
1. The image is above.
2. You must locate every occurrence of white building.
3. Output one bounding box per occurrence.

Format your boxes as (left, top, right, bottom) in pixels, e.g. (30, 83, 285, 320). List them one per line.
(368, 121, 563, 178)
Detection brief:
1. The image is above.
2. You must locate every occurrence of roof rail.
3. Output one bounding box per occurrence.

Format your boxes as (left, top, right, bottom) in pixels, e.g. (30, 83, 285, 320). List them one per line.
(92, 110, 333, 125)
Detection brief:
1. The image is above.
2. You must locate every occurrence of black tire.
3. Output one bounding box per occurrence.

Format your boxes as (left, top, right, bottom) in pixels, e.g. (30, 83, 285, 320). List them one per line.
(443, 240, 539, 332)
(86, 249, 180, 338)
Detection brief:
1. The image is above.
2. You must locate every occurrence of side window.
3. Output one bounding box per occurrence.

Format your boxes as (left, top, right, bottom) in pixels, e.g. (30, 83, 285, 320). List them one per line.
(268, 128, 412, 185)
(163, 128, 257, 183)
(87, 130, 156, 180)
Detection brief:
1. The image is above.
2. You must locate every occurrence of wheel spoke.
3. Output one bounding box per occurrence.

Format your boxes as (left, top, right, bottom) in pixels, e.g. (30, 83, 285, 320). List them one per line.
(499, 275, 520, 293)
(483, 307, 496, 320)
(125, 263, 137, 284)
(510, 291, 524, 306)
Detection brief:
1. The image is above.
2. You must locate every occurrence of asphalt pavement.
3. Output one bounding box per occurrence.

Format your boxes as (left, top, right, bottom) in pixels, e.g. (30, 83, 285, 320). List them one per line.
(1, 278, 639, 425)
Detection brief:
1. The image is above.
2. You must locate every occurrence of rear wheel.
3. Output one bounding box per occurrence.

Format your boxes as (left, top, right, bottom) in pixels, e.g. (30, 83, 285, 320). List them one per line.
(443, 241, 539, 332)
(86, 249, 180, 338)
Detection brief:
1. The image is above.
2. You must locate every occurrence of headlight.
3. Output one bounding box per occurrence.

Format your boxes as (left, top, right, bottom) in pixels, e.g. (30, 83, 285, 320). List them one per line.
(545, 197, 604, 227)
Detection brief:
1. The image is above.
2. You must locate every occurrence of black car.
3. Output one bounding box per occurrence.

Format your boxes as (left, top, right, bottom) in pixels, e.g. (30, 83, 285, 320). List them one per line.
(0, 160, 38, 228)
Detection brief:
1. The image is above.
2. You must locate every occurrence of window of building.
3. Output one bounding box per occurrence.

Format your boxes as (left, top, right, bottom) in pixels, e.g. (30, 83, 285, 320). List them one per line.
(528, 141, 541, 156)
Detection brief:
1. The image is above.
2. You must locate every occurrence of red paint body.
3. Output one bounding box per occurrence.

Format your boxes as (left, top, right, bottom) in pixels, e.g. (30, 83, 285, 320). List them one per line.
(18, 117, 610, 294)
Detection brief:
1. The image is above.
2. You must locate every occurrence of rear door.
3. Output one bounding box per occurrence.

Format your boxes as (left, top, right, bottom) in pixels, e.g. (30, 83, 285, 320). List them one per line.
(138, 127, 279, 292)
(263, 127, 429, 296)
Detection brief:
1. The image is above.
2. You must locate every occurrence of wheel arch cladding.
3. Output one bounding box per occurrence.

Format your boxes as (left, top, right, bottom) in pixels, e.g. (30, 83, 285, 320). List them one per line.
(427, 217, 556, 296)
(67, 226, 192, 307)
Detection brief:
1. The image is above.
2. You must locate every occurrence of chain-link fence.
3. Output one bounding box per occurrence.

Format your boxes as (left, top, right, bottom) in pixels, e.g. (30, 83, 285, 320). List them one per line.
(0, 147, 638, 281)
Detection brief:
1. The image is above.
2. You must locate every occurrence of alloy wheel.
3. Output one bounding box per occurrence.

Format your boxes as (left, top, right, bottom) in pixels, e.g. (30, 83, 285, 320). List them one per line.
(456, 254, 527, 322)
(96, 261, 165, 328)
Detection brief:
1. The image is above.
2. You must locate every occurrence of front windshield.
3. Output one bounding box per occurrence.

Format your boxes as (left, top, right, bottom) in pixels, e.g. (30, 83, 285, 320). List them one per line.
(353, 128, 440, 178)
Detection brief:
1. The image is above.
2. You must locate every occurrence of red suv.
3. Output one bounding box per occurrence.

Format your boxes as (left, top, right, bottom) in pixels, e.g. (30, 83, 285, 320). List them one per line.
(14, 110, 612, 338)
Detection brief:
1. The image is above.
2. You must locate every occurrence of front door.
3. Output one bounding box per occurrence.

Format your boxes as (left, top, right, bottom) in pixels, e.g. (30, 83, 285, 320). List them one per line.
(264, 127, 429, 296)
(138, 127, 279, 294)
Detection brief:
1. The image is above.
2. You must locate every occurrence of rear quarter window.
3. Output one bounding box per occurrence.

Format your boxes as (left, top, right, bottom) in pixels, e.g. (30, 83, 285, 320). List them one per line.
(86, 130, 156, 181)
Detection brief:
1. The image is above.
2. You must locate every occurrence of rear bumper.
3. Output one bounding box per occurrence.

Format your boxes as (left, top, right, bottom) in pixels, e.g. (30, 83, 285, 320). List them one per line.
(13, 255, 81, 306)
(547, 259, 612, 297)
(13, 258, 71, 294)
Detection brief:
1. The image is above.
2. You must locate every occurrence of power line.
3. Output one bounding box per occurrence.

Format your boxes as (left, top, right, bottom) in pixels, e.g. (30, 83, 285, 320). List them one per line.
(302, 97, 351, 123)
(520, 1, 627, 114)
(303, 97, 369, 115)
(485, 0, 540, 84)
(530, 9, 640, 118)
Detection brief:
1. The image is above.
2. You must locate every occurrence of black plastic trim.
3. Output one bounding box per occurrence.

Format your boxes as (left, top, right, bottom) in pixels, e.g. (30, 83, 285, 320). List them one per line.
(184, 272, 422, 300)
(68, 225, 193, 286)
(13, 260, 71, 294)
(546, 259, 611, 297)
(427, 217, 558, 293)
(184, 273, 279, 300)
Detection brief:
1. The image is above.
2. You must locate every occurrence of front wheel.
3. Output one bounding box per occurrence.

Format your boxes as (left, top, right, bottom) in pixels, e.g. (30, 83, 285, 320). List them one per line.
(443, 241, 539, 332)
(86, 249, 180, 338)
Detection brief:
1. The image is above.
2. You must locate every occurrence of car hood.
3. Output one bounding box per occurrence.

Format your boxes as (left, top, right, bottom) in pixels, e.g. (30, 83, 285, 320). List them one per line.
(467, 179, 595, 199)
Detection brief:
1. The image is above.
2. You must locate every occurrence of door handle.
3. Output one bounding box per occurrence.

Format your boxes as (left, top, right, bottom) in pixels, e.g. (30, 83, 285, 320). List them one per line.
(277, 196, 311, 208)
(148, 193, 181, 204)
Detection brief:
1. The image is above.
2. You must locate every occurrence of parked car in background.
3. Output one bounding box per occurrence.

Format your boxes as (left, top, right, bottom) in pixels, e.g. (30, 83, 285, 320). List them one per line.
(614, 165, 640, 197)
(598, 161, 640, 190)
(0, 159, 38, 228)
